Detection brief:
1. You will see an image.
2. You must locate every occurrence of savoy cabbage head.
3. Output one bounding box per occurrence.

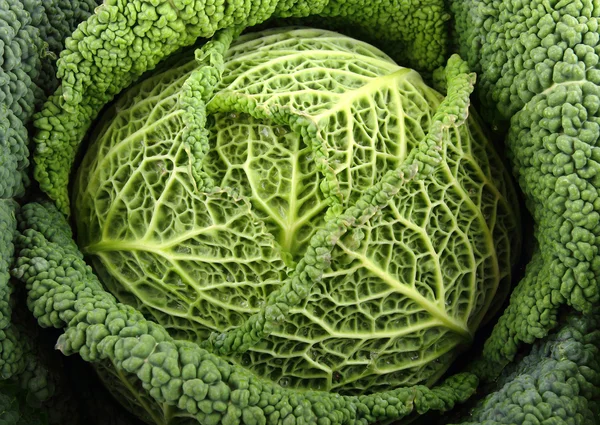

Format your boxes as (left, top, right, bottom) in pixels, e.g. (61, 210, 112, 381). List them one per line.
(69, 27, 521, 406)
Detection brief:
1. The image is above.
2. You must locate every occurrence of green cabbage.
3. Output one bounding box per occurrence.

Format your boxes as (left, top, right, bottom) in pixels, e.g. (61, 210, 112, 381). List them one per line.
(72, 28, 520, 399)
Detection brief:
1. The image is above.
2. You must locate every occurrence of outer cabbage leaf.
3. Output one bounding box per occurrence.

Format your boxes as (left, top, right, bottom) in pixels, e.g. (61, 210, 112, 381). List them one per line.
(450, 311, 600, 425)
(448, 0, 600, 374)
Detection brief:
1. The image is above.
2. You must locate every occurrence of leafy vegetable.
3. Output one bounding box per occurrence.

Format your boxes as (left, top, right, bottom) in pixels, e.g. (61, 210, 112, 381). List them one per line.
(2, 0, 598, 423)
(71, 29, 520, 398)
(5, 26, 520, 423)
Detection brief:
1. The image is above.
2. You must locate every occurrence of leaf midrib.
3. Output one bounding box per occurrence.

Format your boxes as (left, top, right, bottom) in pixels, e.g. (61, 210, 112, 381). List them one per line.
(336, 242, 473, 340)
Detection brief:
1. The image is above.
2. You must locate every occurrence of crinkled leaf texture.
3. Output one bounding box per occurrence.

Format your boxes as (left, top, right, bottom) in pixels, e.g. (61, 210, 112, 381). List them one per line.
(451, 311, 600, 425)
(72, 28, 520, 399)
